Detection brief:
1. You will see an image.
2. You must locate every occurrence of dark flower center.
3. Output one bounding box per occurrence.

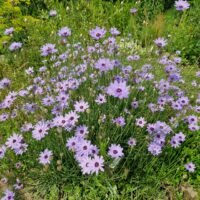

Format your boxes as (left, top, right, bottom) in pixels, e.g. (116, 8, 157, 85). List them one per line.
(83, 146, 87, 150)
(95, 162, 99, 167)
(116, 88, 122, 93)
(113, 150, 118, 154)
(96, 33, 101, 37)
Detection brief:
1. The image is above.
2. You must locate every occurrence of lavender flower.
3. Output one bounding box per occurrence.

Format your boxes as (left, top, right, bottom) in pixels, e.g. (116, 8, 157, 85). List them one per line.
(108, 144, 124, 158)
(1, 189, 15, 200)
(58, 27, 71, 37)
(0, 145, 6, 159)
(4, 27, 14, 35)
(89, 27, 106, 40)
(106, 80, 130, 99)
(113, 116, 126, 127)
(32, 121, 49, 140)
(74, 100, 89, 113)
(130, 8, 138, 14)
(127, 138, 137, 147)
(95, 58, 114, 72)
(95, 94, 106, 104)
(89, 155, 104, 175)
(175, 0, 190, 11)
(148, 142, 162, 156)
(110, 27, 120, 36)
(136, 117, 147, 127)
(154, 37, 167, 48)
(9, 42, 22, 51)
(39, 149, 53, 165)
(185, 162, 196, 172)
(40, 43, 57, 56)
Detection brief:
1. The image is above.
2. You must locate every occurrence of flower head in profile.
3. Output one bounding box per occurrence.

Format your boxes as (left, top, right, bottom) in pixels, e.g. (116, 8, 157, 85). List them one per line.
(106, 80, 130, 99)
(58, 27, 71, 37)
(9, 42, 22, 51)
(110, 27, 120, 36)
(40, 43, 57, 56)
(130, 8, 138, 14)
(89, 26, 106, 40)
(4, 27, 14, 35)
(175, 0, 190, 11)
(39, 149, 53, 165)
(0, 145, 6, 159)
(154, 37, 167, 48)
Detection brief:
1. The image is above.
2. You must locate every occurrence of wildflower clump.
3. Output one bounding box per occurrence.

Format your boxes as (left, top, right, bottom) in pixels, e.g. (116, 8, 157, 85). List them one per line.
(0, 23, 199, 198)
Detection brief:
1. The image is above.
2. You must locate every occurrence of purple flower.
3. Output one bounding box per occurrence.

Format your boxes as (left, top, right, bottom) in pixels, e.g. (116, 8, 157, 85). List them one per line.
(95, 94, 107, 104)
(185, 162, 196, 172)
(127, 138, 137, 147)
(1, 189, 15, 200)
(74, 100, 89, 113)
(148, 142, 162, 156)
(170, 132, 186, 148)
(66, 136, 83, 151)
(95, 58, 114, 72)
(9, 42, 22, 51)
(113, 116, 126, 127)
(6, 133, 28, 155)
(75, 125, 89, 138)
(42, 95, 55, 106)
(58, 27, 71, 37)
(154, 37, 167, 48)
(106, 80, 130, 99)
(188, 124, 199, 131)
(110, 27, 120, 36)
(78, 156, 93, 175)
(40, 43, 57, 56)
(76, 140, 93, 157)
(130, 8, 138, 14)
(131, 101, 139, 109)
(0, 145, 6, 159)
(136, 117, 147, 127)
(4, 27, 14, 35)
(175, 0, 190, 11)
(14, 178, 23, 190)
(0, 78, 11, 89)
(89, 155, 104, 175)
(39, 149, 53, 165)
(32, 121, 49, 140)
(108, 144, 124, 158)
(89, 26, 106, 40)
(187, 115, 198, 124)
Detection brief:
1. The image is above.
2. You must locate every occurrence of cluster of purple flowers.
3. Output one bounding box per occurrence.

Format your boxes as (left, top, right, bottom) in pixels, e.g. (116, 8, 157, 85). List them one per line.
(0, 16, 198, 197)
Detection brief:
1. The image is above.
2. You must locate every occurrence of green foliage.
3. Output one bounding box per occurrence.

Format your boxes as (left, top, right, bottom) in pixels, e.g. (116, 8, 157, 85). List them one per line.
(0, 0, 40, 53)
